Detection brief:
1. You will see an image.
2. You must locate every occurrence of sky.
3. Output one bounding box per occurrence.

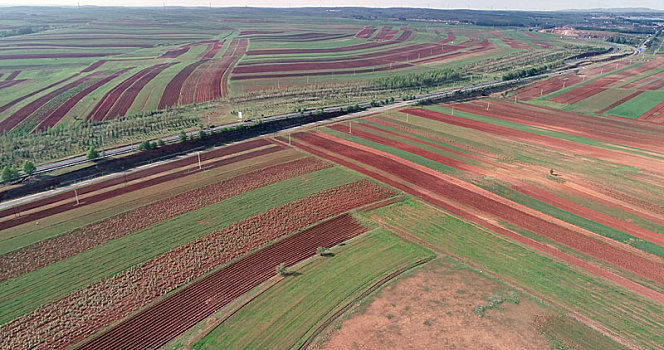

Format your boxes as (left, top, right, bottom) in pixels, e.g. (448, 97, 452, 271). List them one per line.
(0, 0, 662, 11)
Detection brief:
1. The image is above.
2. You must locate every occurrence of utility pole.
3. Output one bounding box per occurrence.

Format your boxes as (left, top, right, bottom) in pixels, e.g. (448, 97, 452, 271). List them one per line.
(197, 152, 202, 170)
(74, 189, 80, 206)
(486, 101, 490, 111)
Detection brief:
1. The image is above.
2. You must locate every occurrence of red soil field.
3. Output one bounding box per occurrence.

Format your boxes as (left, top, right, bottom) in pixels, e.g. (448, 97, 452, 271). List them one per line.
(289, 132, 664, 297)
(81, 60, 107, 73)
(219, 38, 247, 97)
(639, 100, 664, 123)
(233, 39, 477, 75)
(0, 139, 276, 229)
(3, 182, 390, 349)
(596, 90, 643, 114)
(622, 70, 664, 90)
(513, 183, 664, 247)
(176, 61, 208, 105)
(37, 68, 133, 130)
(433, 28, 440, 35)
(407, 106, 663, 171)
(0, 157, 330, 283)
(453, 101, 664, 155)
(160, 46, 190, 58)
(372, 27, 396, 41)
(105, 63, 173, 120)
(200, 40, 224, 60)
(0, 79, 24, 90)
(327, 124, 482, 174)
(231, 63, 412, 80)
(489, 30, 530, 50)
(550, 58, 664, 104)
(158, 60, 205, 108)
(0, 73, 97, 132)
(5, 70, 20, 80)
(88, 64, 166, 121)
(75, 214, 370, 350)
(355, 27, 376, 38)
(515, 74, 584, 100)
(0, 74, 79, 115)
(245, 30, 412, 56)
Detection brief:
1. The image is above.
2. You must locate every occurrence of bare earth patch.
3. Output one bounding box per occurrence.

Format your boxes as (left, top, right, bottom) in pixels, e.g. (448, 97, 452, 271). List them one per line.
(318, 259, 553, 350)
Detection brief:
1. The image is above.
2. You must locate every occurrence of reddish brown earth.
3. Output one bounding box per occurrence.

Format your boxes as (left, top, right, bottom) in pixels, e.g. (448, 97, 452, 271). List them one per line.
(355, 27, 375, 38)
(550, 58, 664, 104)
(5, 70, 20, 80)
(0, 157, 329, 283)
(81, 60, 107, 73)
(0, 79, 24, 90)
(37, 68, 133, 130)
(2, 181, 392, 349)
(405, 106, 664, 172)
(0, 139, 277, 229)
(200, 40, 224, 60)
(622, 70, 664, 90)
(0, 73, 98, 132)
(244, 30, 412, 56)
(158, 60, 205, 108)
(454, 101, 664, 154)
(0, 74, 79, 115)
(513, 183, 664, 247)
(320, 259, 553, 350)
(489, 30, 531, 50)
(105, 63, 174, 120)
(87, 64, 163, 121)
(639, 100, 664, 123)
(288, 131, 664, 302)
(596, 90, 644, 114)
(0, 52, 115, 60)
(327, 124, 482, 174)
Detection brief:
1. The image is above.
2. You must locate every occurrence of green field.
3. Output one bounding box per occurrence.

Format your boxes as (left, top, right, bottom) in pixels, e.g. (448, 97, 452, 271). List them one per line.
(192, 228, 433, 349)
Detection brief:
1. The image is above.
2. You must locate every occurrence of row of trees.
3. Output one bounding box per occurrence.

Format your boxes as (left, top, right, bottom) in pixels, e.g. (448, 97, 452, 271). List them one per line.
(1, 161, 35, 183)
(502, 65, 549, 81)
(373, 68, 462, 90)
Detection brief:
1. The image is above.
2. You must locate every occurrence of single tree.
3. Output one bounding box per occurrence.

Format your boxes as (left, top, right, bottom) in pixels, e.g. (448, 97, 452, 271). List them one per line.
(23, 161, 36, 176)
(86, 147, 99, 160)
(1, 166, 19, 183)
(157, 139, 165, 147)
(179, 130, 187, 142)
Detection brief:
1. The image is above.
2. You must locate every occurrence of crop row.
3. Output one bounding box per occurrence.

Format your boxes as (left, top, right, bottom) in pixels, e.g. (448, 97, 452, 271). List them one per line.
(0, 138, 275, 229)
(0, 157, 330, 283)
(1, 180, 392, 349)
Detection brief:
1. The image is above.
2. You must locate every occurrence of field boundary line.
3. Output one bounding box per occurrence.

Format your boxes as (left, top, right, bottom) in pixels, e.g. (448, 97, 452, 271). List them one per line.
(299, 255, 435, 350)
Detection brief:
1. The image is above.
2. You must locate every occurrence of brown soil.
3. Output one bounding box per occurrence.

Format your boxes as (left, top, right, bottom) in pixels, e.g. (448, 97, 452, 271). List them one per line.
(319, 259, 553, 350)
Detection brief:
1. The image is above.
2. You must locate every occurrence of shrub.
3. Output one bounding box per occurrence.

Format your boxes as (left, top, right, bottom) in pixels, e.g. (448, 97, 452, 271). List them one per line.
(157, 139, 165, 147)
(179, 130, 187, 142)
(86, 147, 99, 160)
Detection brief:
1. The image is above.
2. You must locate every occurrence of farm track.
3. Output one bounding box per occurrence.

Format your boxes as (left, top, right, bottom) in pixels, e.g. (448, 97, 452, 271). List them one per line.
(0, 138, 275, 229)
(81, 60, 107, 73)
(0, 157, 330, 282)
(289, 131, 664, 295)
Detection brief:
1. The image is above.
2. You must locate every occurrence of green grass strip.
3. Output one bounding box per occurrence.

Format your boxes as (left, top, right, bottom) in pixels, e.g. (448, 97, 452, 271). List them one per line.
(424, 105, 664, 160)
(0, 166, 362, 325)
(369, 198, 664, 349)
(192, 229, 433, 350)
(322, 128, 458, 175)
(478, 181, 664, 258)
